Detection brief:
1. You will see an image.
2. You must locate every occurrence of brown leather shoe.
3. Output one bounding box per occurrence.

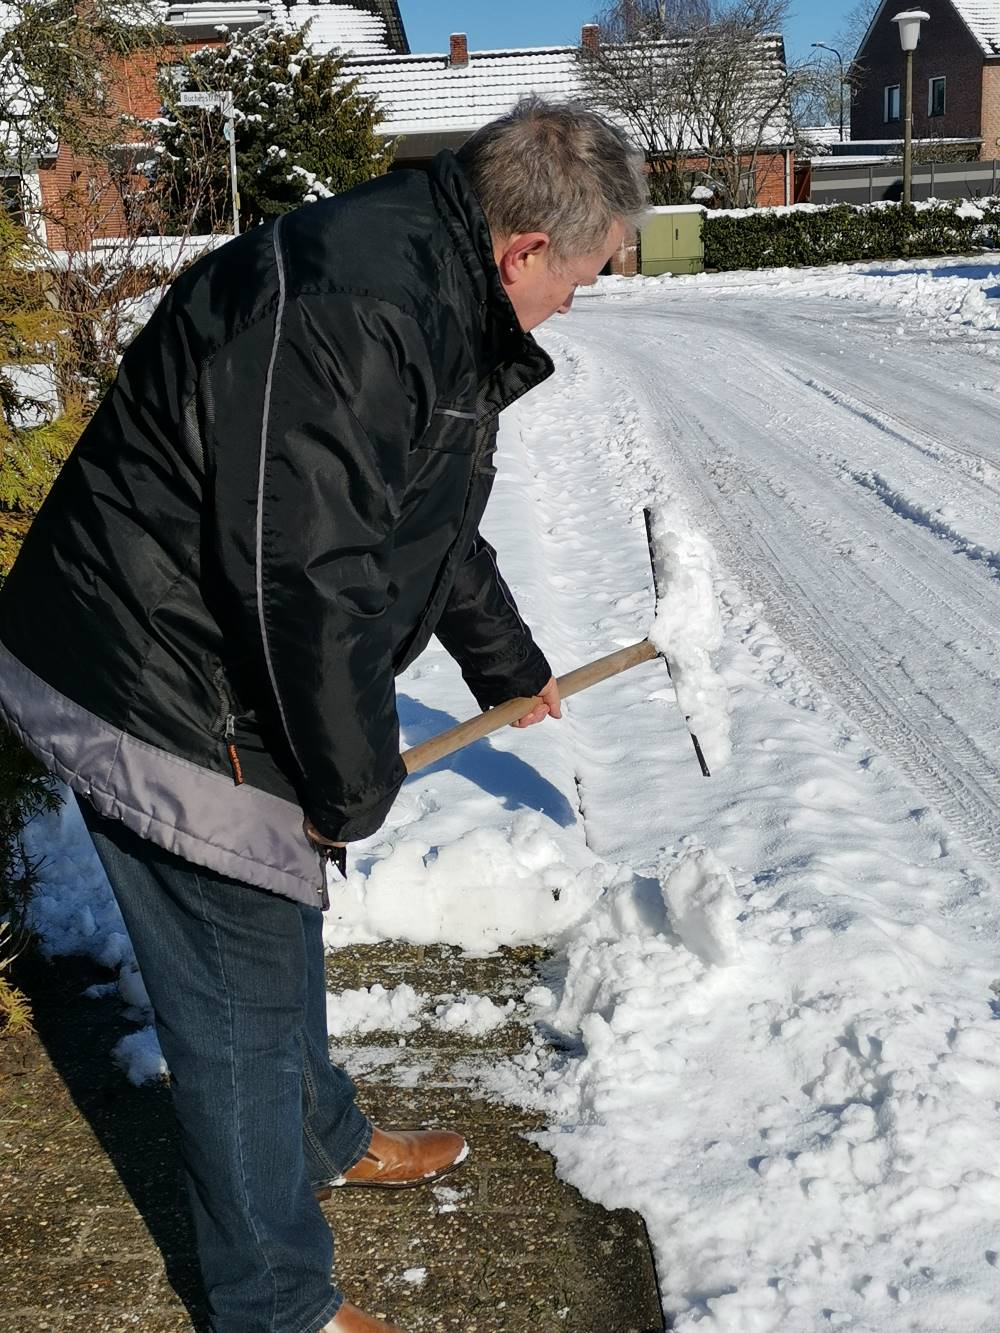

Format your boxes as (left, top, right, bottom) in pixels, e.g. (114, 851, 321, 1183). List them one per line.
(317, 1125, 468, 1195)
(322, 1301, 404, 1332)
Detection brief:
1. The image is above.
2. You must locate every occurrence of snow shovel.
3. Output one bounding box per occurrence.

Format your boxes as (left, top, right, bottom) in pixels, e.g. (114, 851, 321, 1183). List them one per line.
(322, 512, 710, 879)
(401, 509, 711, 780)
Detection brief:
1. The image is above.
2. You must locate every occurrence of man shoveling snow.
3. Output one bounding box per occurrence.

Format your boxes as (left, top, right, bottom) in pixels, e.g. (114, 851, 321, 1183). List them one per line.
(0, 98, 647, 1333)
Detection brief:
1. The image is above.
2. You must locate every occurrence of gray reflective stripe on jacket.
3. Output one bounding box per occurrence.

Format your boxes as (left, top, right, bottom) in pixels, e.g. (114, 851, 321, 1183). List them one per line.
(0, 640, 327, 908)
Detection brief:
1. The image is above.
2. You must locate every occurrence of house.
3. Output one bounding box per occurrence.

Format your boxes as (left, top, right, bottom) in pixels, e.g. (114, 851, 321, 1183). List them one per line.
(340, 26, 796, 208)
(0, 0, 406, 245)
(850, 0, 1000, 159)
(2, 0, 795, 261)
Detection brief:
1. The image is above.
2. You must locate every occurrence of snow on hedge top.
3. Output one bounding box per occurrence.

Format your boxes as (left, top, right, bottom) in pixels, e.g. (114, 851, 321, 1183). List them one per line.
(951, 0, 1000, 57)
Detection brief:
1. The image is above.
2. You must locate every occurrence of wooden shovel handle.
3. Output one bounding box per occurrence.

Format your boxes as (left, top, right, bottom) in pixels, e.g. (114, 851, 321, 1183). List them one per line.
(401, 639, 658, 776)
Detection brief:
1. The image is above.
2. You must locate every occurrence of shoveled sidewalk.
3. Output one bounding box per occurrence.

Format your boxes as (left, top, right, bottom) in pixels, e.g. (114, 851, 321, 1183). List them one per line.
(1, 941, 663, 1332)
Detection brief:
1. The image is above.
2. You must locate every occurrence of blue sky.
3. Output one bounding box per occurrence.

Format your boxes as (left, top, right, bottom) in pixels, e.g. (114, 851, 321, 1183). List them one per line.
(399, 1, 858, 64)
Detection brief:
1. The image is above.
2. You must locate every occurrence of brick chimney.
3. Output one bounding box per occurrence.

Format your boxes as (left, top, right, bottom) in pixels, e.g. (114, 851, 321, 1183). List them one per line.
(449, 32, 469, 68)
(581, 23, 600, 55)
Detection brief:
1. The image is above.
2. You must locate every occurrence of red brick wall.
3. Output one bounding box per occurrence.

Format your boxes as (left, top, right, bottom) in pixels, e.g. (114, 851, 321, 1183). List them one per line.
(851, 0, 983, 143)
(39, 37, 218, 248)
(755, 151, 791, 206)
(682, 150, 791, 206)
(609, 235, 639, 276)
(981, 62, 1000, 159)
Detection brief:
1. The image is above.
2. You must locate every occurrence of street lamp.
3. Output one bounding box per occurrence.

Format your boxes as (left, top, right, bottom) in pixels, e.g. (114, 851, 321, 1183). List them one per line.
(811, 42, 846, 142)
(891, 10, 929, 206)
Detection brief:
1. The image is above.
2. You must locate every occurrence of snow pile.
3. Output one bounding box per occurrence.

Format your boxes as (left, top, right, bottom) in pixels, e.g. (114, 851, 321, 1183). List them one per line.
(646, 503, 731, 771)
(324, 813, 614, 953)
(589, 252, 1000, 334)
(23, 797, 129, 970)
(432, 993, 515, 1035)
(485, 840, 1000, 1332)
(325, 983, 423, 1037)
(113, 1027, 168, 1086)
(660, 843, 742, 967)
(398, 1267, 427, 1287)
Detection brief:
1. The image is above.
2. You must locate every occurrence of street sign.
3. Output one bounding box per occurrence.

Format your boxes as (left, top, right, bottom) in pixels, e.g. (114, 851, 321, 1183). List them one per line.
(179, 91, 225, 109)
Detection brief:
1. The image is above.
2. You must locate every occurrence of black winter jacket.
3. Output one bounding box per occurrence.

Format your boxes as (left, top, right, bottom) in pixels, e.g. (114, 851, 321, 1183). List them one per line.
(0, 153, 554, 906)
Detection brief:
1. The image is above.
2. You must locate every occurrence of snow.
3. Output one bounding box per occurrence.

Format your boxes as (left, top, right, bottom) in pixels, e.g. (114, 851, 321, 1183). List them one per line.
(21, 250, 1000, 1329)
(646, 503, 731, 772)
(949, 0, 1000, 56)
(432, 994, 515, 1035)
(342, 38, 792, 147)
(325, 983, 423, 1037)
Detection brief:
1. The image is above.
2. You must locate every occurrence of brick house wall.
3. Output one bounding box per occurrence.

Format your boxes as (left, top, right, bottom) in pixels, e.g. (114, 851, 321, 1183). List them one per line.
(981, 61, 1000, 157)
(851, 0, 984, 145)
(37, 37, 217, 249)
(681, 150, 791, 206)
(753, 151, 791, 206)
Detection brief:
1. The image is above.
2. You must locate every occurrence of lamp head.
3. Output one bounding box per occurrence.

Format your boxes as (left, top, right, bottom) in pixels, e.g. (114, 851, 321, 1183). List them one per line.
(892, 9, 929, 52)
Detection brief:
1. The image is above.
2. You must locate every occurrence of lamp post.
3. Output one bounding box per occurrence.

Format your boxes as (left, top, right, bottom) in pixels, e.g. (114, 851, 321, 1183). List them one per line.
(811, 42, 846, 142)
(891, 10, 929, 206)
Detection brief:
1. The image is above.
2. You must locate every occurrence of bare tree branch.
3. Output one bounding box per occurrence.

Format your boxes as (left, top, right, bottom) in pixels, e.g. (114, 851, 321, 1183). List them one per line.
(580, 0, 798, 205)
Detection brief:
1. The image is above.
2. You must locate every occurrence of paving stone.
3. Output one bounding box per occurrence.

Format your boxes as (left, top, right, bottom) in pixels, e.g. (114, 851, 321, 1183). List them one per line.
(3, 943, 664, 1332)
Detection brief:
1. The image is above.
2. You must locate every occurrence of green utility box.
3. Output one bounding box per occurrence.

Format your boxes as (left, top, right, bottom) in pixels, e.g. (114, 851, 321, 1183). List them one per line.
(640, 206, 706, 276)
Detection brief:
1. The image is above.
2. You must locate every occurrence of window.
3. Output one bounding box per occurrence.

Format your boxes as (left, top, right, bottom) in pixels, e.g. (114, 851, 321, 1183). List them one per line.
(929, 76, 946, 117)
(884, 84, 901, 123)
(158, 62, 187, 93)
(1, 175, 24, 225)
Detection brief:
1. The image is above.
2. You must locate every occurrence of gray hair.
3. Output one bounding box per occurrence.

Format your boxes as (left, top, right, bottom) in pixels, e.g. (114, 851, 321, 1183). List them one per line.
(457, 96, 648, 263)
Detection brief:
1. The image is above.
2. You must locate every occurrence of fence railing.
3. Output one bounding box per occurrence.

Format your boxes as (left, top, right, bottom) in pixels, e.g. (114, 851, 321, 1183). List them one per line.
(810, 158, 1000, 206)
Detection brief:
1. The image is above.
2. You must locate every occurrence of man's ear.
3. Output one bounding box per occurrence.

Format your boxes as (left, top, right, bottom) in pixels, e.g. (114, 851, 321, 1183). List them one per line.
(495, 232, 551, 287)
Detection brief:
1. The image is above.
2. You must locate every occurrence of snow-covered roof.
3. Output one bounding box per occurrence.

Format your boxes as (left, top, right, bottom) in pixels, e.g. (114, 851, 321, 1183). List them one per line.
(286, 1, 394, 56)
(166, 2, 271, 31)
(951, 0, 1000, 54)
(343, 39, 792, 147)
(800, 125, 843, 149)
(166, 0, 395, 51)
(340, 45, 581, 135)
(858, 0, 1000, 60)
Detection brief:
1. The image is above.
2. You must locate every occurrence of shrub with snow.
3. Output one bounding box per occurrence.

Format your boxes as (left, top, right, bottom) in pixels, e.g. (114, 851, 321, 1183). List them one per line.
(153, 20, 393, 232)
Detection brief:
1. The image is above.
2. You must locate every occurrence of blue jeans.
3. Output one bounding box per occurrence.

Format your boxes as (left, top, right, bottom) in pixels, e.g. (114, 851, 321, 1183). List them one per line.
(78, 798, 373, 1333)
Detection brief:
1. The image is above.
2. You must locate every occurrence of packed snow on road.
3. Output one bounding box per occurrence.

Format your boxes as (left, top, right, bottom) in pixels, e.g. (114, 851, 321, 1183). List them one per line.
(27, 253, 1000, 1331)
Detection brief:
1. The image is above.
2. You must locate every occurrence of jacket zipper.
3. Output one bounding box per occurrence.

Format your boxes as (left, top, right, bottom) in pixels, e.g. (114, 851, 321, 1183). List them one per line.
(224, 713, 244, 787)
(212, 663, 244, 787)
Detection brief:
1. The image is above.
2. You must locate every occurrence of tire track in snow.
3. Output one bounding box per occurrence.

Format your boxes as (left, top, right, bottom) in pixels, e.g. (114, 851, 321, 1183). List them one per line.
(557, 296, 1000, 866)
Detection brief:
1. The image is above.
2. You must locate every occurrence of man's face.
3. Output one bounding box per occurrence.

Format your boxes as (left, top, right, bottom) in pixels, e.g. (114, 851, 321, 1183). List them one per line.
(495, 220, 627, 333)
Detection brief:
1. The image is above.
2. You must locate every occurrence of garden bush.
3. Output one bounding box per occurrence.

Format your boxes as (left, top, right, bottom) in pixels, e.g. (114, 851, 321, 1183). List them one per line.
(702, 199, 1000, 272)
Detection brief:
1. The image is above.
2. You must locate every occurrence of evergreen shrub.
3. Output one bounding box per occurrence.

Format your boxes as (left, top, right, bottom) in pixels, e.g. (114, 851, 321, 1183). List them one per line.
(702, 200, 1000, 272)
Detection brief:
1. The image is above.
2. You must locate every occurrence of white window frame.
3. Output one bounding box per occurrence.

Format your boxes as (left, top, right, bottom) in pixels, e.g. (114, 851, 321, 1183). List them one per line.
(928, 75, 946, 117)
(884, 84, 901, 123)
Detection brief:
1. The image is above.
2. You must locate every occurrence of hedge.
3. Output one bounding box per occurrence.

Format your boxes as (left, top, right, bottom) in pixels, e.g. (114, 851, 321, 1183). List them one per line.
(702, 200, 1000, 272)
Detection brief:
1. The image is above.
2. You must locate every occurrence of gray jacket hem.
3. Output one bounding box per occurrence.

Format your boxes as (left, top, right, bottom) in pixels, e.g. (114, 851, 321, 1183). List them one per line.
(0, 640, 327, 908)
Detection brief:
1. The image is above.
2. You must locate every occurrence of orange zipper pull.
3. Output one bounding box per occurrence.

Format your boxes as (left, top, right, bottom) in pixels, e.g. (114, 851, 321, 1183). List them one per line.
(224, 714, 244, 786)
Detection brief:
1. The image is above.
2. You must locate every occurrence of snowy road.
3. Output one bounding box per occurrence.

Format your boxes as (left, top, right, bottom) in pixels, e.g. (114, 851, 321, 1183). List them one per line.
(565, 275, 1000, 865)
